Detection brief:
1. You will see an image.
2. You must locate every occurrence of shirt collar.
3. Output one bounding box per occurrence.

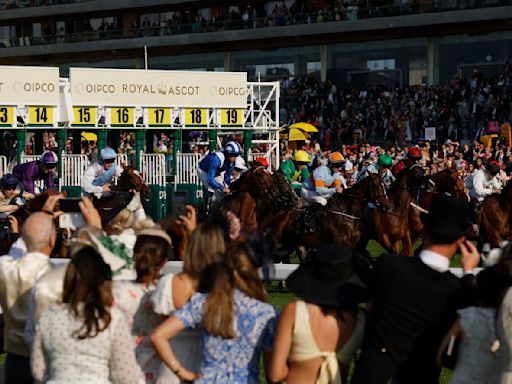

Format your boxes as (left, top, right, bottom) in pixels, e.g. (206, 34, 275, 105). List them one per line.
(24, 251, 50, 261)
(419, 249, 450, 272)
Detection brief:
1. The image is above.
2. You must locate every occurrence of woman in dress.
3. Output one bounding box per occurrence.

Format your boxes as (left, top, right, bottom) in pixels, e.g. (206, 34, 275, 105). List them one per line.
(269, 244, 368, 384)
(31, 246, 144, 384)
(151, 213, 226, 383)
(151, 243, 278, 383)
(113, 221, 173, 383)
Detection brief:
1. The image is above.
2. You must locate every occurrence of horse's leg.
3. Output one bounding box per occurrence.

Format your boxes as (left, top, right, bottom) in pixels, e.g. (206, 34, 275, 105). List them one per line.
(401, 230, 414, 257)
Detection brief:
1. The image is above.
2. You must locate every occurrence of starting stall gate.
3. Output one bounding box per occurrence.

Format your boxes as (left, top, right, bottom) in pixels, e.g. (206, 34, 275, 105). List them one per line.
(0, 66, 280, 221)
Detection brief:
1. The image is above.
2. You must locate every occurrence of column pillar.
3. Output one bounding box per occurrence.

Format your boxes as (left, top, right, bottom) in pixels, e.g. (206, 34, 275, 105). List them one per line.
(172, 129, 182, 176)
(135, 129, 145, 169)
(57, 129, 66, 175)
(208, 130, 217, 153)
(320, 45, 328, 82)
(427, 37, 439, 86)
(243, 130, 252, 161)
(16, 130, 25, 164)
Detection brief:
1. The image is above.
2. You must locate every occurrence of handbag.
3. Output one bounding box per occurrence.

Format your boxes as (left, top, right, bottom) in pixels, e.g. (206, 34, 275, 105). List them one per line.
(440, 335, 460, 370)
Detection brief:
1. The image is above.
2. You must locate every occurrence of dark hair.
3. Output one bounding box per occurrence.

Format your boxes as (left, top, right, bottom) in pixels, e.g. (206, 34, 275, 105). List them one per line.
(62, 247, 113, 339)
(133, 235, 171, 283)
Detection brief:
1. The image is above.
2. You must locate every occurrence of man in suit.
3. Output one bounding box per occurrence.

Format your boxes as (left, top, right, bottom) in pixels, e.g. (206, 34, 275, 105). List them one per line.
(352, 194, 480, 384)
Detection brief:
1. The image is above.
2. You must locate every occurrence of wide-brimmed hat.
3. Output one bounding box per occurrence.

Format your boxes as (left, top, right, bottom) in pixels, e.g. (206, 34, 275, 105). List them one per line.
(286, 244, 369, 307)
(421, 194, 472, 238)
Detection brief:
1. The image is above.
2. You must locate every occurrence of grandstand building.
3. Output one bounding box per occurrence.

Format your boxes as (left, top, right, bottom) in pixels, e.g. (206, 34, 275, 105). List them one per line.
(0, 1, 511, 88)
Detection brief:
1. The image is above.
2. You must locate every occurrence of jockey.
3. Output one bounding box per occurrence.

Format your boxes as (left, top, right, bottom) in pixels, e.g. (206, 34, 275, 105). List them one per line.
(231, 156, 248, 183)
(0, 174, 33, 217)
(82, 147, 123, 198)
(198, 140, 241, 200)
(406, 147, 423, 170)
(465, 162, 500, 202)
(376, 154, 396, 190)
(305, 152, 346, 206)
(356, 154, 395, 188)
(281, 150, 311, 184)
(13, 150, 57, 194)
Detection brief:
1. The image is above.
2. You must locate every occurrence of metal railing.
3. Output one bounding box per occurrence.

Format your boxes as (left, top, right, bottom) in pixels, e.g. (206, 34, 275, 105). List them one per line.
(1, 0, 510, 49)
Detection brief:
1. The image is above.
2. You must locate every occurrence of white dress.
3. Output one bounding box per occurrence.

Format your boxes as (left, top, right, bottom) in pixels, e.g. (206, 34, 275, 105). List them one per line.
(450, 306, 498, 384)
(113, 280, 163, 383)
(151, 273, 202, 384)
(31, 304, 144, 384)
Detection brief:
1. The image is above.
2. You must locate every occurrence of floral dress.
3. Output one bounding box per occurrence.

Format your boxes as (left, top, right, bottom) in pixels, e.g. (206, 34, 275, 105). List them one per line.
(175, 289, 278, 384)
(113, 280, 162, 383)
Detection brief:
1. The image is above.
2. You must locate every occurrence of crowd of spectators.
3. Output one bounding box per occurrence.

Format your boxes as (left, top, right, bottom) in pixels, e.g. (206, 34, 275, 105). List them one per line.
(1, 0, 508, 46)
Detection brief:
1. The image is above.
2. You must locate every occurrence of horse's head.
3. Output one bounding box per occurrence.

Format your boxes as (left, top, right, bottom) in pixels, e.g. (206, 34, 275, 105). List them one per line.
(435, 169, 467, 200)
(235, 163, 279, 199)
(365, 173, 392, 211)
(273, 168, 300, 206)
(117, 165, 151, 200)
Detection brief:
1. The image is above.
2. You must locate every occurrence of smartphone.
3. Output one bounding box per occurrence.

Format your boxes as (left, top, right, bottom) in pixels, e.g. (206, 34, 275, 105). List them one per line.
(172, 191, 188, 218)
(59, 213, 85, 230)
(59, 198, 82, 212)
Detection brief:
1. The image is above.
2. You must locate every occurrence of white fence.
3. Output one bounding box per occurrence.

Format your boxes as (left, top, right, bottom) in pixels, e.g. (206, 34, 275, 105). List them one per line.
(59, 154, 89, 188)
(140, 153, 166, 186)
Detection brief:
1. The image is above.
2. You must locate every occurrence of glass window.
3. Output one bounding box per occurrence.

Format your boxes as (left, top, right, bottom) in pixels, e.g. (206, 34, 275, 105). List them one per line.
(307, 61, 321, 74)
(32, 23, 41, 37)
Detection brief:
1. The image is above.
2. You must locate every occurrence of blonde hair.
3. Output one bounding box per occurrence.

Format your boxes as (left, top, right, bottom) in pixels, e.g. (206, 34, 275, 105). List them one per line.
(199, 242, 266, 339)
(183, 222, 225, 280)
(104, 208, 135, 235)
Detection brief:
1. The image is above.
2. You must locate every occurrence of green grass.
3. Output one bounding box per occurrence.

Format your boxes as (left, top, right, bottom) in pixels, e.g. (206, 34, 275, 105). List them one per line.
(262, 240, 453, 383)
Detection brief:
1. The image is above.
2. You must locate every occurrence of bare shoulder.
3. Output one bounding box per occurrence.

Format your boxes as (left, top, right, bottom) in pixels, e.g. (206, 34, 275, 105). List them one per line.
(172, 273, 195, 309)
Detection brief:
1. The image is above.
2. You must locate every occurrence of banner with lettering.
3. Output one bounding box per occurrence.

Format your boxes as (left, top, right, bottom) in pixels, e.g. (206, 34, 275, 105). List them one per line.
(0, 66, 59, 106)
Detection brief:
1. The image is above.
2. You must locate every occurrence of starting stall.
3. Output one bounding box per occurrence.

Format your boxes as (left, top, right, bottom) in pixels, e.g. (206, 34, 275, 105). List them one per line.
(0, 65, 280, 221)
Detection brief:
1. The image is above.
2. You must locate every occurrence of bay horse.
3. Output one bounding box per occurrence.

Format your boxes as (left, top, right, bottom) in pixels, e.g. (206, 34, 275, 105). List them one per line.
(160, 163, 280, 260)
(476, 182, 512, 248)
(361, 171, 413, 255)
(404, 168, 468, 255)
(261, 173, 391, 261)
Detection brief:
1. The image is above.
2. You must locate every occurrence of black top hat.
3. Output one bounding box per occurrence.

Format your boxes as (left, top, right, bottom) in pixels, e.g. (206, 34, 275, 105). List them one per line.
(286, 244, 369, 307)
(421, 194, 472, 238)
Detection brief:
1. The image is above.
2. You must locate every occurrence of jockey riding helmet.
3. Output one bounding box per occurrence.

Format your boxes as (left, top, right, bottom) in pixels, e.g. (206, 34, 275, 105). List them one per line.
(378, 154, 393, 167)
(293, 150, 311, 164)
(329, 152, 344, 165)
(408, 147, 422, 159)
(224, 141, 242, 156)
(0, 174, 18, 189)
(255, 157, 270, 167)
(486, 162, 500, 176)
(41, 151, 58, 167)
(100, 147, 117, 161)
(234, 157, 248, 171)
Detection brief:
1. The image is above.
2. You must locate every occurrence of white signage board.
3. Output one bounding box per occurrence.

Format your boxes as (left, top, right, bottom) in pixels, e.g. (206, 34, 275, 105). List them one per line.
(70, 68, 247, 108)
(0, 66, 60, 106)
(425, 127, 436, 141)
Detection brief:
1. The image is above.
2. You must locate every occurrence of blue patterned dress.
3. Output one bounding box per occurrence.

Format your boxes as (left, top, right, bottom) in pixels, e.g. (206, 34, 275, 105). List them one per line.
(175, 289, 278, 384)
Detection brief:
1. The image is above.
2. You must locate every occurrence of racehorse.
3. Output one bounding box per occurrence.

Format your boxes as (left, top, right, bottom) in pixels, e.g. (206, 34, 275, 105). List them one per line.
(111, 165, 151, 200)
(361, 171, 413, 255)
(161, 163, 280, 260)
(405, 168, 468, 255)
(476, 182, 512, 248)
(261, 173, 391, 261)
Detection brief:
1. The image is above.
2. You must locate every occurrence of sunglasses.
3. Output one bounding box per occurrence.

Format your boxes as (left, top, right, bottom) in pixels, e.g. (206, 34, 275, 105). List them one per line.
(103, 159, 115, 164)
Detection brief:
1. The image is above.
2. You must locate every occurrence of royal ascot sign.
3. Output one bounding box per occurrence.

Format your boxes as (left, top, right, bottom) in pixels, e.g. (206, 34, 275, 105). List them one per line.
(0, 66, 60, 106)
(70, 68, 247, 108)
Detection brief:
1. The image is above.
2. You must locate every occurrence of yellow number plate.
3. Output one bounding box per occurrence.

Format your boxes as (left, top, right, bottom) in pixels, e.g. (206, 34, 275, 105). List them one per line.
(0, 106, 15, 126)
(111, 107, 134, 125)
(28, 106, 54, 125)
(184, 108, 207, 126)
(73, 107, 97, 125)
(221, 108, 243, 126)
(147, 108, 171, 126)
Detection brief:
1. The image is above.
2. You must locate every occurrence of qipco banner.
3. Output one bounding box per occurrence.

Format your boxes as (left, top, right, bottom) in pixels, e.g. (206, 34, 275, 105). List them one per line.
(70, 68, 247, 108)
(0, 66, 60, 106)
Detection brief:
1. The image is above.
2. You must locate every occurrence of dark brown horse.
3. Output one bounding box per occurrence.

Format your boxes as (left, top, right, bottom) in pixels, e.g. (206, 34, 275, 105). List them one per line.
(112, 165, 151, 200)
(161, 163, 280, 260)
(261, 173, 391, 261)
(405, 168, 468, 255)
(476, 182, 512, 248)
(362, 171, 413, 255)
